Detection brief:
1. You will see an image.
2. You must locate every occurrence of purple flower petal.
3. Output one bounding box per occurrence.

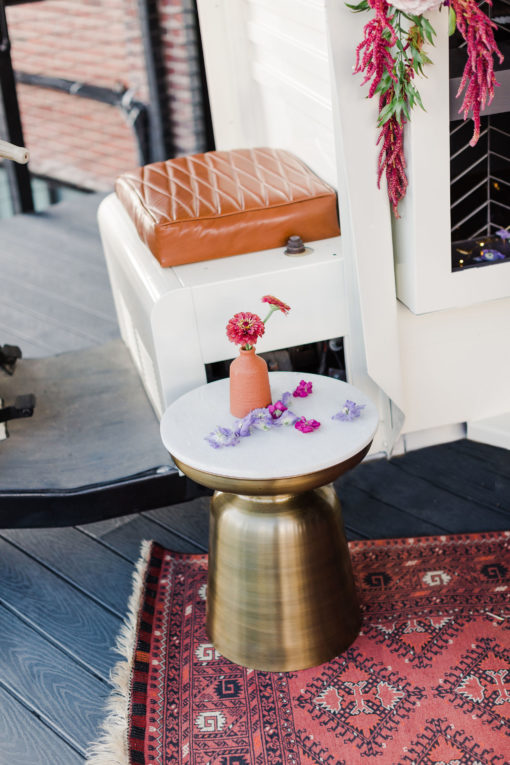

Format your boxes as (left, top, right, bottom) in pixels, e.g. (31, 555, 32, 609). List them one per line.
(279, 409, 299, 426)
(281, 391, 292, 407)
(205, 426, 240, 448)
(332, 400, 366, 421)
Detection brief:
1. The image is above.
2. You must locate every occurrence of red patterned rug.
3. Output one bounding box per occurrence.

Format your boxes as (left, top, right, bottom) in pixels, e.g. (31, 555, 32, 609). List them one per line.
(88, 532, 510, 765)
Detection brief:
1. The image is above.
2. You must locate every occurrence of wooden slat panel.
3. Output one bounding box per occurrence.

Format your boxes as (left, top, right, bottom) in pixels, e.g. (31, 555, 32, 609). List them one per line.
(0, 604, 108, 754)
(0, 686, 84, 765)
(80, 513, 205, 562)
(0, 527, 133, 616)
(0, 539, 120, 679)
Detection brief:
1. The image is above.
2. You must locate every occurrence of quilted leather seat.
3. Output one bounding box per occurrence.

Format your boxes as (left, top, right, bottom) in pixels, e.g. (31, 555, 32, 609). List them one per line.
(115, 147, 340, 267)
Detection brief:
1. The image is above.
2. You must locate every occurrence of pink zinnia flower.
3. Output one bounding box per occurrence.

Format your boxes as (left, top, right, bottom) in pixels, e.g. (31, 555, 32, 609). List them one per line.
(226, 312, 265, 348)
(295, 417, 320, 433)
(261, 295, 291, 315)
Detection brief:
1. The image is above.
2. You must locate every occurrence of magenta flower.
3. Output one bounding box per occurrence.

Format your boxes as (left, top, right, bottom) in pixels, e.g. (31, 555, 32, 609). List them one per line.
(295, 417, 320, 433)
(332, 400, 366, 422)
(268, 400, 287, 419)
(293, 380, 313, 398)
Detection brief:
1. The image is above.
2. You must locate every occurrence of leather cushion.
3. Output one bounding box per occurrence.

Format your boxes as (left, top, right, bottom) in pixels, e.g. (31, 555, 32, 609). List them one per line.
(115, 148, 340, 267)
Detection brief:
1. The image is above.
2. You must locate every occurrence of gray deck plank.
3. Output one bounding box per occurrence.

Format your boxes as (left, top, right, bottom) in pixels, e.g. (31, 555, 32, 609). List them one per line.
(144, 497, 210, 549)
(0, 527, 134, 617)
(343, 457, 510, 533)
(452, 438, 510, 480)
(390, 441, 510, 515)
(0, 272, 118, 344)
(0, 685, 84, 765)
(0, 538, 120, 680)
(0, 604, 108, 755)
(336, 480, 448, 538)
(80, 512, 206, 562)
(0, 193, 117, 358)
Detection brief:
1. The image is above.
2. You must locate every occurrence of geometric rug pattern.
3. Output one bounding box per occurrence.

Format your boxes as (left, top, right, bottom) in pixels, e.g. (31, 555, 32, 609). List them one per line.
(122, 532, 510, 764)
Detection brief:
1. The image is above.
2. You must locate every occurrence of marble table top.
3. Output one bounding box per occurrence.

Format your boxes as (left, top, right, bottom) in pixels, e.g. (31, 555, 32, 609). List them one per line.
(160, 372, 378, 481)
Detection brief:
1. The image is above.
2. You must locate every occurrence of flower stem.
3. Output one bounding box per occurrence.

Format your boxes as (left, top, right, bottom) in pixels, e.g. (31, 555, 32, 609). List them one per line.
(262, 306, 278, 324)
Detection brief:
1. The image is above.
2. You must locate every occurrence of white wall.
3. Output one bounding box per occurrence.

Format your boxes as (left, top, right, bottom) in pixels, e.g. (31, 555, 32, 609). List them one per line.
(197, 0, 336, 186)
(197, 0, 510, 452)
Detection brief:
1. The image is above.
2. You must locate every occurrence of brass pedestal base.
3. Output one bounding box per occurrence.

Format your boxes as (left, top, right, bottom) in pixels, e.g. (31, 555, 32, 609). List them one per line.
(207, 484, 361, 671)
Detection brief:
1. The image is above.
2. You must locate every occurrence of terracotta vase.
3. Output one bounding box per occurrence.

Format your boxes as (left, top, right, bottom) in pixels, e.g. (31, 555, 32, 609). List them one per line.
(229, 347, 272, 418)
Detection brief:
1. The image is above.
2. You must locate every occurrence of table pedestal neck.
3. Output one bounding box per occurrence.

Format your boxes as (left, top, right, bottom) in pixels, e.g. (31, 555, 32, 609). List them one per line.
(207, 484, 361, 671)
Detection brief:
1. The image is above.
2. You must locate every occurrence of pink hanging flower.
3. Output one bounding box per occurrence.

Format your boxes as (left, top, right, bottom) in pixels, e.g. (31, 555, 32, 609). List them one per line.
(353, 0, 397, 99)
(295, 417, 321, 433)
(377, 91, 408, 218)
(450, 0, 503, 146)
(226, 312, 265, 349)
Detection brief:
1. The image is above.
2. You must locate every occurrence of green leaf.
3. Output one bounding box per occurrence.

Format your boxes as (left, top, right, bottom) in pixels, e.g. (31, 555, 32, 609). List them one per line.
(377, 102, 396, 126)
(448, 6, 457, 36)
(345, 0, 369, 12)
(414, 90, 426, 111)
(421, 18, 437, 45)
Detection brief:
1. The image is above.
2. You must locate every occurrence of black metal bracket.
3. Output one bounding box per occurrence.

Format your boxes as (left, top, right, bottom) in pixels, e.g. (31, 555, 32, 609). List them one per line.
(0, 343, 21, 375)
(0, 0, 34, 213)
(0, 393, 35, 423)
(15, 72, 151, 165)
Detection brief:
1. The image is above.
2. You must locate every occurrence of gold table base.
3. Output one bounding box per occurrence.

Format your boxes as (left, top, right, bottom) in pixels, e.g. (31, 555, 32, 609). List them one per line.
(207, 485, 361, 671)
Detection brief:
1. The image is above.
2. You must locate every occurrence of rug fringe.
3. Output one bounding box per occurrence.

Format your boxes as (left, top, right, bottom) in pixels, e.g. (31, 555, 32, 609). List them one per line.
(86, 539, 153, 765)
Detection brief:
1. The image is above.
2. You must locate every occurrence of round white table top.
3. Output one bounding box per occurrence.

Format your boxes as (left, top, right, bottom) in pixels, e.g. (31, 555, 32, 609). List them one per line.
(160, 372, 378, 481)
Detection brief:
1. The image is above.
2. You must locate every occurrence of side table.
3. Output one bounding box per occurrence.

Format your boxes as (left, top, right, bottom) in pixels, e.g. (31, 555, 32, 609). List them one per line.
(160, 372, 378, 671)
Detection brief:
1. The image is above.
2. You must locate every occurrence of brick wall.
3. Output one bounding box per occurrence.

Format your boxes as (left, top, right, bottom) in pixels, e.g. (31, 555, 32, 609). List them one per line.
(5, 0, 209, 191)
(159, 0, 208, 155)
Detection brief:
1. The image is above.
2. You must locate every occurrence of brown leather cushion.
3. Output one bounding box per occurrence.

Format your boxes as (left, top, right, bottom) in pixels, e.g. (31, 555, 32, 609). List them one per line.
(115, 147, 340, 267)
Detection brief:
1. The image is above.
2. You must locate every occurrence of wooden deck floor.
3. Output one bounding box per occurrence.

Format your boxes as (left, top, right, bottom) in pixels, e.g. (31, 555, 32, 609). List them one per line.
(0, 196, 508, 763)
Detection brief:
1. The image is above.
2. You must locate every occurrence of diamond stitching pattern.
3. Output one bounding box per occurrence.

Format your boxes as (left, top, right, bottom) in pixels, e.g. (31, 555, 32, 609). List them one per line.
(118, 148, 332, 224)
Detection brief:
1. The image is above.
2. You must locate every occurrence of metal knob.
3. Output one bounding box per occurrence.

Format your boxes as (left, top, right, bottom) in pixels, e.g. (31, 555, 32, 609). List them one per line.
(284, 235, 306, 255)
